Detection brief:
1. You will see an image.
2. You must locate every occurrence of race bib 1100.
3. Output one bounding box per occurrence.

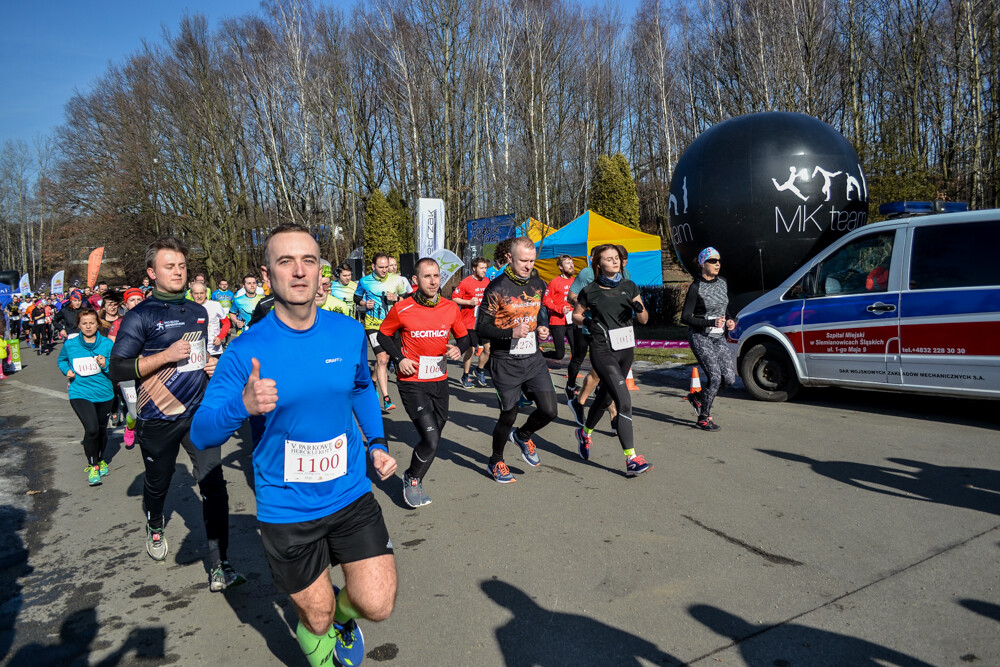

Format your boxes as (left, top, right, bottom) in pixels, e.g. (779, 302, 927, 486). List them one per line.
(284, 434, 348, 483)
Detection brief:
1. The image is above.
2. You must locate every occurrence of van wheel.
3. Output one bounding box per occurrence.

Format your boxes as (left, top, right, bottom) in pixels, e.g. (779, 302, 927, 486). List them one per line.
(740, 341, 801, 402)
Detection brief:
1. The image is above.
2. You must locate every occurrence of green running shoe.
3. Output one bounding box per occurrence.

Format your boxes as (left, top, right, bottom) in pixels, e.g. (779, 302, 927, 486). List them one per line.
(209, 561, 247, 592)
(87, 465, 102, 486)
(98, 460, 109, 477)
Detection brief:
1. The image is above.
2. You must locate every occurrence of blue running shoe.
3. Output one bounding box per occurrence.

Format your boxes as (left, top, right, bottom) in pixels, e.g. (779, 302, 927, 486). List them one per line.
(333, 619, 365, 667)
(518, 394, 533, 408)
(626, 454, 653, 477)
(489, 460, 516, 484)
(475, 370, 489, 388)
(330, 584, 365, 667)
(382, 396, 396, 411)
(461, 374, 474, 388)
(510, 428, 540, 466)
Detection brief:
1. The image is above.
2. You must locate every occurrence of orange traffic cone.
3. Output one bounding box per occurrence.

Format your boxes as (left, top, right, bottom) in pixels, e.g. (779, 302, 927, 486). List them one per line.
(626, 367, 639, 391)
(688, 367, 702, 393)
(685, 367, 702, 415)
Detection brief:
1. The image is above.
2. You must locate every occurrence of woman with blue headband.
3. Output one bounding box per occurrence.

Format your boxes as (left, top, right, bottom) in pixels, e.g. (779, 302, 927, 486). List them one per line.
(681, 247, 737, 431)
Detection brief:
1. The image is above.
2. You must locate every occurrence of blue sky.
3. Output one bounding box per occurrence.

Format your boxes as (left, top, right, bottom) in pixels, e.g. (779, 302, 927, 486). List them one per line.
(1, 0, 640, 146)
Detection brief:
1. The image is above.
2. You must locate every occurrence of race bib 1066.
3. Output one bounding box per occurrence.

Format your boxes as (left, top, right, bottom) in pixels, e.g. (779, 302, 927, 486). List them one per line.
(609, 325, 635, 351)
(177, 339, 207, 373)
(511, 334, 537, 356)
(72, 356, 101, 377)
(284, 434, 348, 483)
(418, 355, 447, 380)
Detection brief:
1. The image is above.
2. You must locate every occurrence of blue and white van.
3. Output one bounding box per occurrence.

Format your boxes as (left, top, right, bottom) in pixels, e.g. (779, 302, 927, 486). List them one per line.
(730, 209, 1000, 401)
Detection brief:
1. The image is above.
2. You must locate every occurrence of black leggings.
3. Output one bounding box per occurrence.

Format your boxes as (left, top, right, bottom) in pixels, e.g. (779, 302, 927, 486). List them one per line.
(70, 398, 113, 465)
(542, 324, 575, 361)
(397, 379, 449, 479)
(489, 354, 559, 466)
(689, 333, 736, 417)
(492, 392, 559, 465)
(136, 416, 230, 563)
(585, 343, 635, 451)
(32, 323, 50, 349)
(566, 327, 590, 386)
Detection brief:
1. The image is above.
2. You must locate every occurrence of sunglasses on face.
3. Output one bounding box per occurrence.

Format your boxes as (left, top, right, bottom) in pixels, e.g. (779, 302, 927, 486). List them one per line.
(705, 258, 721, 265)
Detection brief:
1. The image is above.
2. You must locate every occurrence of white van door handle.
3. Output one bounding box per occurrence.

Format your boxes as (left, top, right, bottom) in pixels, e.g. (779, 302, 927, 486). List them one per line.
(866, 302, 896, 313)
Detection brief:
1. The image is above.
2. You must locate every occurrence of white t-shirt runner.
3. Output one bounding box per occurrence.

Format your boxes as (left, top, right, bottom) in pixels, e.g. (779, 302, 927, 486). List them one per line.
(203, 300, 227, 356)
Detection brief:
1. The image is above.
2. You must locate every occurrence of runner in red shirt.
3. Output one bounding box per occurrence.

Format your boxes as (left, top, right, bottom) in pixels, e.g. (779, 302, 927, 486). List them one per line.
(378, 257, 470, 508)
(451, 257, 491, 388)
(542, 254, 577, 363)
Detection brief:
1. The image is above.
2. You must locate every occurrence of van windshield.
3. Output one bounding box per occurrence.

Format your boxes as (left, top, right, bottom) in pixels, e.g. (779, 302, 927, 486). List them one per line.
(814, 231, 895, 297)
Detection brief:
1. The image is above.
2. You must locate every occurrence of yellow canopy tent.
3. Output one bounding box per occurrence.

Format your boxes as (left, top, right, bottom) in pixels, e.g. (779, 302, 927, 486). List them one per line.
(518, 211, 663, 285)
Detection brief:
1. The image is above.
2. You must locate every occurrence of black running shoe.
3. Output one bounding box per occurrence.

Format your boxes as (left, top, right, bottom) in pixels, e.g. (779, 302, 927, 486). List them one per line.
(564, 384, 579, 402)
(696, 417, 720, 432)
(686, 390, 703, 414)
(568, 397, 586, 426)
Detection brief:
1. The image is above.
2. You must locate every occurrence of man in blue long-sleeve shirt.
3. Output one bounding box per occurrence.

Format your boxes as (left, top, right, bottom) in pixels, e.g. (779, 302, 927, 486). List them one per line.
(191, 223, 398, 667)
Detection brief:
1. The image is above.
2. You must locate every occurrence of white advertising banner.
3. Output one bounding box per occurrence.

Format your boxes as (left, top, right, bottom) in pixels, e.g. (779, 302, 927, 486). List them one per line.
(417, 198, 446, 258)
(50, 270, 64, 295)
(429, 249, 463, 287)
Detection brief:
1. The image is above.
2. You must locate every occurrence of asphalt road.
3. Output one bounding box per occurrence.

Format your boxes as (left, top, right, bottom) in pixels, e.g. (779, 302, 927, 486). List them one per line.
(1, 340, 998, 666)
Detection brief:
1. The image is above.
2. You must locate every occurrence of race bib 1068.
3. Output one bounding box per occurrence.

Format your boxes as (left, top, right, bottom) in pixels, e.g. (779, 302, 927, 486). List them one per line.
(284, 434, 348, 483)
(609, 325, 635, 351)
(72, 356, 101, 377)
(177, 339, 207, 373)
(418, 355, 447, 380)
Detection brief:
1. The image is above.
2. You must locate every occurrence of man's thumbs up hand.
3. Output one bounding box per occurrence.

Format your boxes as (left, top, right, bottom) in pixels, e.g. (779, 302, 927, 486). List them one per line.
(243, 357, 278, 415)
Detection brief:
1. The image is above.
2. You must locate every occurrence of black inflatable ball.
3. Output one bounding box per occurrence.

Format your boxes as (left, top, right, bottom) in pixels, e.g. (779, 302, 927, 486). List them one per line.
(669, 112, 869, 309)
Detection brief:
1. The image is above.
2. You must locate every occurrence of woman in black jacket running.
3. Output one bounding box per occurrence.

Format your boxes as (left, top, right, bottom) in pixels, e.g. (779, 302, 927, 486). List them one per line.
(681, 247, 736, 431)
(571, 244, 652, 477)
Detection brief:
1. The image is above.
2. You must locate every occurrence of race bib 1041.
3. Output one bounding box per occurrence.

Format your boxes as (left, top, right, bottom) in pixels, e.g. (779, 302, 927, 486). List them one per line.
(418, 355, 447, 380)
(72, 356, 101, 377)
(284, 434, 348, 483)
(609, 325, 635, 351)
(511, 334, 537, 356)
(177, 339, 207, 373)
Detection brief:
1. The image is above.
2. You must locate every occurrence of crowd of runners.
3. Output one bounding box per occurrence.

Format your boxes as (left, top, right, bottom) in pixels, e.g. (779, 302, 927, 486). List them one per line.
(0, 225, 737, 667)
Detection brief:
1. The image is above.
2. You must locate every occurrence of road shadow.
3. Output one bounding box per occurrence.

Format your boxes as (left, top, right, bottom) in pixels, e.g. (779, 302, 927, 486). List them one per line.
(216, 513, 302, 665)
(688, 603, 934, 666)
(958, 599, 1000, 624)
(5, 607, 169, 666)
(0, 505, 31, 662)
(728, 385, 1000, 431)
(481, 579, 680, 666)
(759, 450, 1000, 516)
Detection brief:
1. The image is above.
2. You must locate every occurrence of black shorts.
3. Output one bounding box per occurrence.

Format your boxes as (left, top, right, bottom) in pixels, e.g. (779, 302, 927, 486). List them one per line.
(365, 328, 385, 355)
(397, 377, 449, 424)
(489, 352, 555, 412)
(259, 492, 393, 595)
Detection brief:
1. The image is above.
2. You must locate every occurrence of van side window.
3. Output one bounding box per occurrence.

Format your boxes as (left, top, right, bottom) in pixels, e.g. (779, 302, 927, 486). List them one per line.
(814, 232, 895, 297)
(909, 220, 1000, 290)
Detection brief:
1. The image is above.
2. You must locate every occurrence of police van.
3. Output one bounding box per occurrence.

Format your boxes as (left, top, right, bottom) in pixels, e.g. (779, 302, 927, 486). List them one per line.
(730, 208, 1000, 401)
